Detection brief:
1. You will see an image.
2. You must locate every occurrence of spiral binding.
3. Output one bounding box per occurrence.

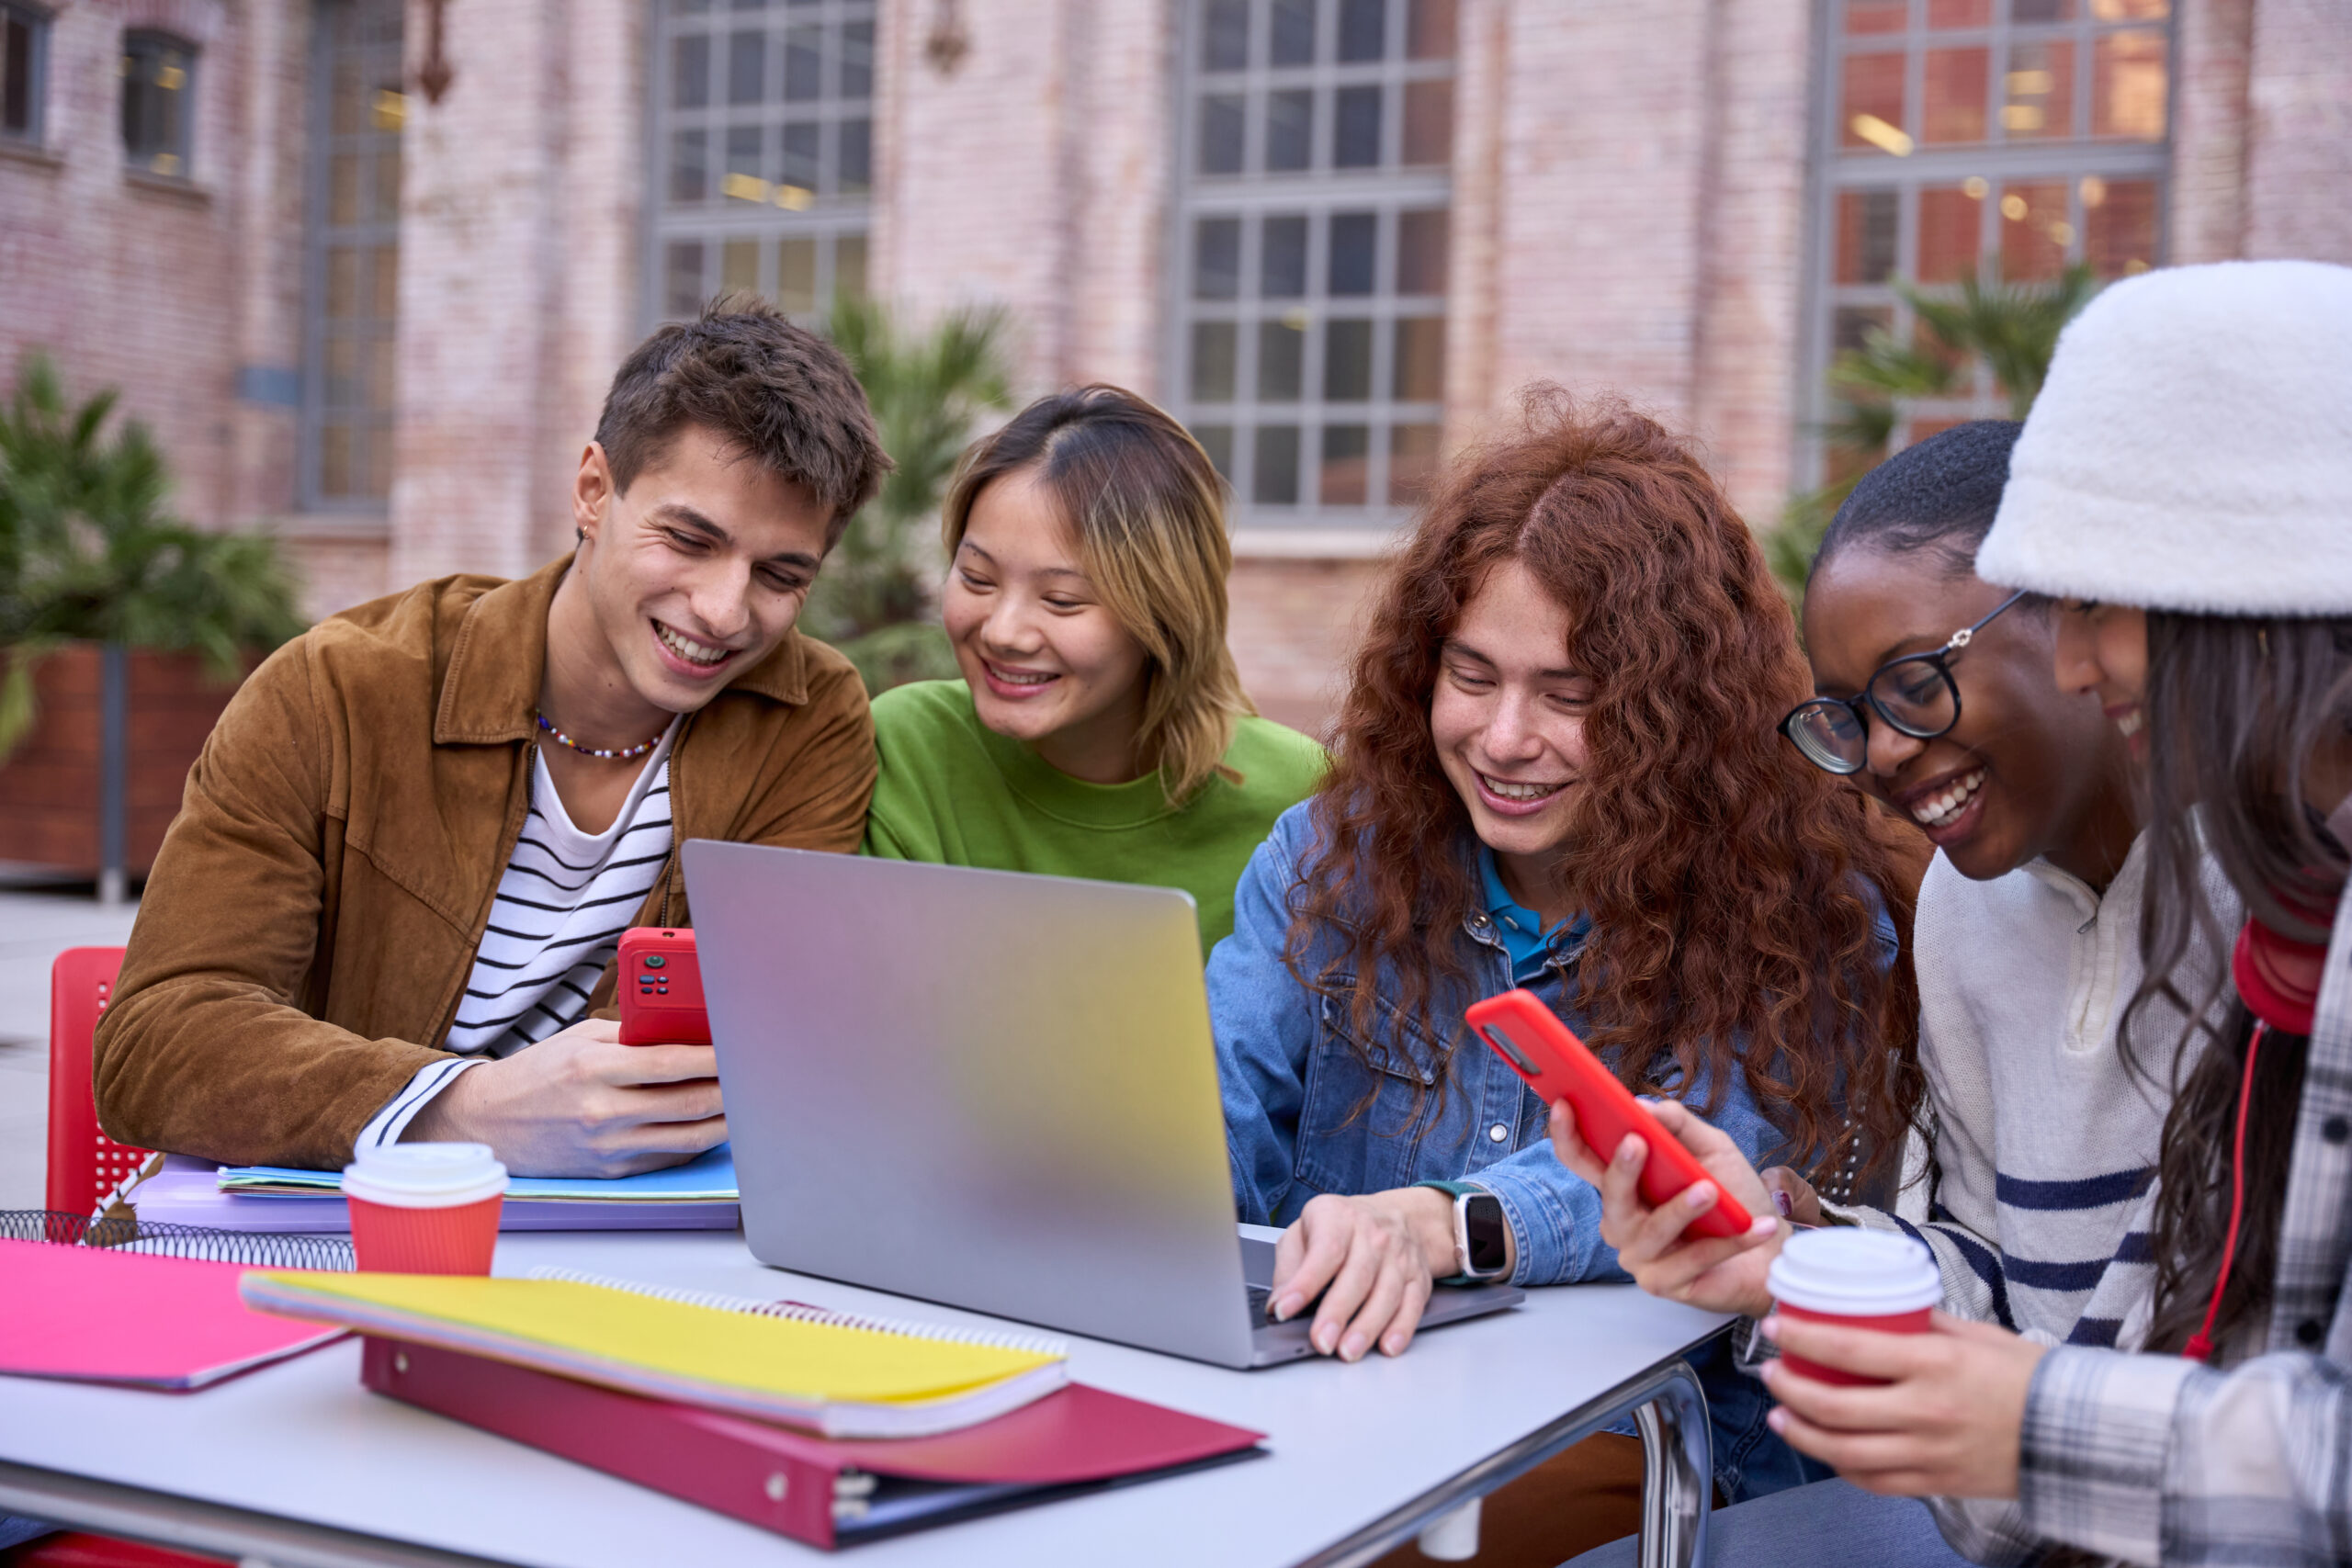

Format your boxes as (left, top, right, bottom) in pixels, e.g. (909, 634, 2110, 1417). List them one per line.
(526, 1266, 1068, 1357)
(0, 1210, 356, 1270)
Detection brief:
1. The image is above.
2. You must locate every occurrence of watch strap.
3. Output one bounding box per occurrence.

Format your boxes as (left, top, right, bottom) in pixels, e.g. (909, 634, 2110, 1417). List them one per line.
(1415, 1179, 1492, 1285)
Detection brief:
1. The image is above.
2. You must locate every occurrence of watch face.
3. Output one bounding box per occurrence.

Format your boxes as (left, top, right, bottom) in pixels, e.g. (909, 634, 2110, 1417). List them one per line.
(1464, 1193, 1509, 1276)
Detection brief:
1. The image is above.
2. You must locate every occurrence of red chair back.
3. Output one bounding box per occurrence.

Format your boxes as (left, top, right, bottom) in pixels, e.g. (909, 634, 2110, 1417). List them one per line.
(45, 947, 141, 1218)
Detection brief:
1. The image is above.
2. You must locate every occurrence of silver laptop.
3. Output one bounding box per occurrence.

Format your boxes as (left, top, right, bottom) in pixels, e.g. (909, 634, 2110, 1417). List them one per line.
(683, 840, 1523, 1369)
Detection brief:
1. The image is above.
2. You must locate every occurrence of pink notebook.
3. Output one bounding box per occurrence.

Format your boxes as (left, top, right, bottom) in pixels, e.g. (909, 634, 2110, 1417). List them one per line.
(0, 1238, 345, 1389)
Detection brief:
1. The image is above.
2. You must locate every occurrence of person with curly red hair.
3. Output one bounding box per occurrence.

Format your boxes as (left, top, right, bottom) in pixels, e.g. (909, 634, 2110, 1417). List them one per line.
(1208, 390, 1920, 1506)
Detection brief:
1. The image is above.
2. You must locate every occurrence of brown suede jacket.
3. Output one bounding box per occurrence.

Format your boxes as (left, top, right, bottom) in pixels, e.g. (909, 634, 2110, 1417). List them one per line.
(92, 556, 876, 1169)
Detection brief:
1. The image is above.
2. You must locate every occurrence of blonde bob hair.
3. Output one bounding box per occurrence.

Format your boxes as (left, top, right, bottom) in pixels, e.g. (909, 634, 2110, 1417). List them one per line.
(940, 385, 1253, 805)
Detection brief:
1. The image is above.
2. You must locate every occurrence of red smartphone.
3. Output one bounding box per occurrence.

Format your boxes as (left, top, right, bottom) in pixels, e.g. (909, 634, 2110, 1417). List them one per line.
(616, 928, 711, 1045)
(1465, 988, 1754, 1240)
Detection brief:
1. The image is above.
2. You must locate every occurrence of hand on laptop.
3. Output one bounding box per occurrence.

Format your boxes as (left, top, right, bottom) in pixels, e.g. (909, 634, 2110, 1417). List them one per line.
(401, 1018, 727, 1178)
(1268, 1188, 1474, 1362)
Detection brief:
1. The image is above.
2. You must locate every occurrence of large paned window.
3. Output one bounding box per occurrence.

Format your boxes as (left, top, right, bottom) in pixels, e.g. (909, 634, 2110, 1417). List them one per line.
(121, 29, 196, 176)
(648, 0, 875, 326)
(301, 0, 403, 509)
(3, 5, 49, 144)
(1171, 0, 1456, 528)
(1807, 0, 2172, 472)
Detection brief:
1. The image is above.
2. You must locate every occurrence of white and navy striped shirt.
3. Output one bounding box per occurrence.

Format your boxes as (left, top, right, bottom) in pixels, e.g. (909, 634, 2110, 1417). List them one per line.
(355, 724, 679, 1149)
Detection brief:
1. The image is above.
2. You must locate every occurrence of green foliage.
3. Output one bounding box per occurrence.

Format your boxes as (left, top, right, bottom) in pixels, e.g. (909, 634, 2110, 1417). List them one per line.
(0, 353, 310, 756)
(1766, 264, 2101, 610)
(801, 299, 1015, 694)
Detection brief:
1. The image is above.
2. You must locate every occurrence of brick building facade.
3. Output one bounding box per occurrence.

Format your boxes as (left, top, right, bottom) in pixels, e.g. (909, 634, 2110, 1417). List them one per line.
(5, 0, 2349, 732)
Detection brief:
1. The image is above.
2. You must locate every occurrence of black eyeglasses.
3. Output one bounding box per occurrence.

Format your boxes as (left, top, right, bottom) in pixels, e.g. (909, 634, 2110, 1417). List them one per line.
(1779, 591, 2029, 775)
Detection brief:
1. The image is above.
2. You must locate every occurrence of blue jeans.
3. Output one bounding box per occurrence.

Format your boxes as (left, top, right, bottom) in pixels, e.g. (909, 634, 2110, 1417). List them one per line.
(1560, 1479, 1972, 1568)
(0, 1515, 56, 1551)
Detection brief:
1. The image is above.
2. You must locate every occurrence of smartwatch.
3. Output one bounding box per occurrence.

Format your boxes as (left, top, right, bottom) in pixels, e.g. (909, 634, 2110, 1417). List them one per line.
(1418, 1179, 1510, 1284)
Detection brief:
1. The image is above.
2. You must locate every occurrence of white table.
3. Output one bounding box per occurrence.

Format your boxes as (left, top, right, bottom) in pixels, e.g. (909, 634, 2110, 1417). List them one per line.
(0, 1229, 1727, 1568)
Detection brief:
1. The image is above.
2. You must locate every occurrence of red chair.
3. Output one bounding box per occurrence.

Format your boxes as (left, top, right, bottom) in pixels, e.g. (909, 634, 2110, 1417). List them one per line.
(45, 948, 144, 1219)
(2, 1535, 227, 1566)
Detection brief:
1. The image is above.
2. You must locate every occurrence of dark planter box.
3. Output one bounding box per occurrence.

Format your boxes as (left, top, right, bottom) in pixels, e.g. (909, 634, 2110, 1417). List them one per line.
(0, 646, 244, 878)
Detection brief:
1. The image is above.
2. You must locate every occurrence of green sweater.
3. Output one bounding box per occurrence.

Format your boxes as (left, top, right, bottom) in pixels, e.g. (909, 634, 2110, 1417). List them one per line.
(864, 680, 1328, 958)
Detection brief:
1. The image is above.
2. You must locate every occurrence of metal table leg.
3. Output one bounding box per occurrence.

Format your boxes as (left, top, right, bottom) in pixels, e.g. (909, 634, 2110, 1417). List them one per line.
(1633, 1359, 1711, 1568)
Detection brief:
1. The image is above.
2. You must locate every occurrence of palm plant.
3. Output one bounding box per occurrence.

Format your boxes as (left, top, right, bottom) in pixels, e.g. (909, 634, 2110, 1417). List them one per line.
(1767, 264, 2101, 604)
(802, 299, 1015, 692)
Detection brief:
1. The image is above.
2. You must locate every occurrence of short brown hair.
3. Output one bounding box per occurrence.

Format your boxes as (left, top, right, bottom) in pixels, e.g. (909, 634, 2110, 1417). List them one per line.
(594, 294, 890, 542)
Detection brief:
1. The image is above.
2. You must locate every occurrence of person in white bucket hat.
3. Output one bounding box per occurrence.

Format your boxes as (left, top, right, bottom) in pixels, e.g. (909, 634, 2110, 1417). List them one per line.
(1753, 259, 2352, 1568)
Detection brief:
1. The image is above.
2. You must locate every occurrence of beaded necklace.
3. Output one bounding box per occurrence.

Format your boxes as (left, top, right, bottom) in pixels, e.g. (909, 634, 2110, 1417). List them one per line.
(534, 709, 665, 761)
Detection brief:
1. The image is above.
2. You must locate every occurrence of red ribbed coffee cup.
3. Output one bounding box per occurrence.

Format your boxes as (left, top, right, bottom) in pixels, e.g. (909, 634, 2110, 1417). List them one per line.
(342, 1144, 507, 1275)
(1766, 1228, 1940, 1387)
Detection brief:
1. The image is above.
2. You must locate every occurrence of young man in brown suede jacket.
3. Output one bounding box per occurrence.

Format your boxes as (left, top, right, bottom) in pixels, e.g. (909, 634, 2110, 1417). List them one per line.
(92, 300, 889, 1176)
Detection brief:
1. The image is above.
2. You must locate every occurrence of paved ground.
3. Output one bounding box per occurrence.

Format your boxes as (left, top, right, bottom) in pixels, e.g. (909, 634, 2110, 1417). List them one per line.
(0, 892, 141, 1213)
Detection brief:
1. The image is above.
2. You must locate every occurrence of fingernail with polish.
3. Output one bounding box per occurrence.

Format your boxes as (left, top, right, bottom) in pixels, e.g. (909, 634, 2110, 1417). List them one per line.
(1685, 1182, 1715, 1211)
(1772, 1190, 1794, 1219)
(1767, 1407, 1788, 1435)
(1749, 1214, 1779, 1237)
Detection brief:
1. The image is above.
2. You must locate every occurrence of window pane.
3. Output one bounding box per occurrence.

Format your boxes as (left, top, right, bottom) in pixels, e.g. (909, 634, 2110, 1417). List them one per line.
(1832, 304, 1892, 356)
(727, 124, 764, 198)
(1192, 321, 1238, 400)
(2093, 29, 2167, 139)
(839, 117, 871, 193)
(1928, 0, 1991, 23)
(1252, 426, 1301, 504)
(331, 58, 364, 133)
(1266, 88, 1313, 171)
(1916, 185, 1984, 281)
(1402, 79, 1451, 165)
(841, 19, 873, 96)
(363, 423, 393, 500)
(722, 236, 760, 295)
(777, 235, 817, 312)
(784, 25, 822, 99)
(1195, 216, 1241, 299)
(323, 338, 359, 405)
(672, 33, 710, 107)
(1204, 0, 1250, 70)
(365, 339, 397, 412)
(2081, 175, 2156, 276)
(1339, 0, 1385, 62)
(2008, 0, 2070, 19)
(1258, 319, 1305, 400)
(1393, 317, 1444, 400)
(669, 128, 708, 202)
(325, 248, 359, 319)
(321, 425, 355, 498)
(330, 152, 361, 224)
(2088, 0, 2167, 16)
(1320, 425, 1370, 504)
(1199, 93, 1245, 174)
(729, 29, 764, 104)
(1839, 52, 1907, 152)
(1407, 0, 1456, 58)
(1844, 0, 1905, 33)
(779, 120, 819, 190)
(369, 243, 398, 317)
(1397, 208, 1448, 294)
(1270, 0, 1314, 65)
(1261, 214, 1308, 297)
(1324, 319, 1373, 400)
(1922, 47, 1988, 142)
(1835, 188, 1899, 283)
(1195, 423, 1236, 481)
(1389, 422, 1440, 502)
(1334, 84, 1382, 166)
(1329, 211, 1377, 294)
(1997, 179, 2070, 280)
(2003, 39, 2074, 139)
(371, 144, 401, 221)
(665, 240, 707, 316)
(835, 231, 868, 299)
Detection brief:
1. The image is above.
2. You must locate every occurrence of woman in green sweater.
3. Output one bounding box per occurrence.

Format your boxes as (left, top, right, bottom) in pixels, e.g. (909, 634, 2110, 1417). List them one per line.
(864, 385, 1326, 957)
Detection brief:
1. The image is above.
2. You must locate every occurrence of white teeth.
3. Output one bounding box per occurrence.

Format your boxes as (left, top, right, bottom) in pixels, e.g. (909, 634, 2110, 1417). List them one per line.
(655, 623, 728, 666)
(1909, 767, 1986, 829)
(989, 665, 1055, 686)
(1480, 773, 1566, 803)
(2117, 709, 2143, 737)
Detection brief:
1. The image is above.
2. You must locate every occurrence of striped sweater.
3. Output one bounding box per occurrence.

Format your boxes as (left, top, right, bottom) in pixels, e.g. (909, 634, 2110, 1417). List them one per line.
(1833, 832, 2236, 1349)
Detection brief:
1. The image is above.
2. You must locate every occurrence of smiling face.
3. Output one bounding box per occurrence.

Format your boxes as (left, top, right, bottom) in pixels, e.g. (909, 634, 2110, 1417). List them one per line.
(1429, 558, 1594, 915)
(2052, 602, 2151, 758)
(562, 423, 832, 727)
(1803, 546, 2132, 883)
(943, 468, 1154, 784)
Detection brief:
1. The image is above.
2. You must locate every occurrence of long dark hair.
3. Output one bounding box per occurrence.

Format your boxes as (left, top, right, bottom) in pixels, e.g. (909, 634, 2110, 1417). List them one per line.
(2129, 613, 2352, 1352)
(1290, 391, 1922, 1180)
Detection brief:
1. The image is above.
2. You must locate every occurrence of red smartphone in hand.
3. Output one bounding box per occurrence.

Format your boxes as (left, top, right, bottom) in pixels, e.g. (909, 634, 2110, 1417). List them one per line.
(617, 928, 710, 1045)
(1466, 988, 1754, 1240)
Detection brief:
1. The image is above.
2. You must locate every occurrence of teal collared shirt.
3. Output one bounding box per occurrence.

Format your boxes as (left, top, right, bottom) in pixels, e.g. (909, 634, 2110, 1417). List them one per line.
(1477, 845, 1583, 985)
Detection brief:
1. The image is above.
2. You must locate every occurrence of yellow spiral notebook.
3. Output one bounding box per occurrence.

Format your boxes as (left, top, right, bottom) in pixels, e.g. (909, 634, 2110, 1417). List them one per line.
(240, 1267, 1068, 1438)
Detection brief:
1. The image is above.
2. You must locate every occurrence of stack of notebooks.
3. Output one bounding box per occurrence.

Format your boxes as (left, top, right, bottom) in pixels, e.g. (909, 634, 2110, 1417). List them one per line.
(129, 1147, 741, 1232)
(243, 1269, 1265, 1547)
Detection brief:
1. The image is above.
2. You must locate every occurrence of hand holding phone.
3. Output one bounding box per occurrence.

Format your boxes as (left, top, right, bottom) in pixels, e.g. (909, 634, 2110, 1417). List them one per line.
(617, 928, 711, 1046)
(1466, 988, 1755, 1240)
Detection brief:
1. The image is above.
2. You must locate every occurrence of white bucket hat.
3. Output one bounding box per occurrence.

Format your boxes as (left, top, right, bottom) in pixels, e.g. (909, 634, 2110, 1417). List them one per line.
(1974, 259, 2352, 615)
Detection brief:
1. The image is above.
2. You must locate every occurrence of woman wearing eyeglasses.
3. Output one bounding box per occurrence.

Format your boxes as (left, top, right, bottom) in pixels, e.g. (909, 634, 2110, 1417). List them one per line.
(1559, 417, 2233, 1566)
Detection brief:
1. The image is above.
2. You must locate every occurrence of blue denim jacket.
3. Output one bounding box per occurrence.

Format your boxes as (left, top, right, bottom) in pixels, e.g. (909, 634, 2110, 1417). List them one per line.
(1207, 800, 1875, 1500)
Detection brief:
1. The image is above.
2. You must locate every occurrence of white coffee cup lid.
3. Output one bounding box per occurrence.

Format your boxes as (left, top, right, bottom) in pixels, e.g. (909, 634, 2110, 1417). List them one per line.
(1766, 1227, 1940, 1316)
(343, 1143, 508, 1209)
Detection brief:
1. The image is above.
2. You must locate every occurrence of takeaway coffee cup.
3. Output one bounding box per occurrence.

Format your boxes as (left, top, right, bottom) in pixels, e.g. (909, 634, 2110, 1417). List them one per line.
(1765, 1228, 1941, 1386)
(343, 1143, 507, 1275)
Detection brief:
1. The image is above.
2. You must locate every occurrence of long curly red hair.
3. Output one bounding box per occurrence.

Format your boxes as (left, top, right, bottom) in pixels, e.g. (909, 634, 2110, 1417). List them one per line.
(1289, 392, 1920, 1178)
